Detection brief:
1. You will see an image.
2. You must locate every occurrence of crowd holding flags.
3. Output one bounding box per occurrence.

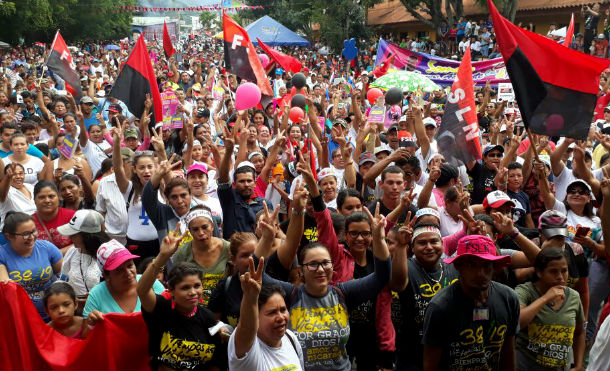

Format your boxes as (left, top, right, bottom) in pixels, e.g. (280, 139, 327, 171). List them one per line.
(45, 31, 83, 100)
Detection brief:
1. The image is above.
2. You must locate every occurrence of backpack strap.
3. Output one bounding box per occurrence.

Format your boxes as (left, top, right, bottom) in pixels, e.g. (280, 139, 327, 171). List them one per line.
(125, 186, 135, 211)
(285, 329, 299, 354)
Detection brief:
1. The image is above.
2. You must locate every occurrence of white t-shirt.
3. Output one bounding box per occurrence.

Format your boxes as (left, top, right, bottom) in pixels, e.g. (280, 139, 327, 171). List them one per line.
(228, 329, 304, 371)
(553, 166, 577, 202)
(0, 183, 36, 229)
(61, 247, 101, 296)
(438, 206, 463, 237)
(125, 181, 160, 242)
(191, 195, 223, 228)
(553, 199, 603, 242)
(3, 156, 45, 185)
(82, 139, 111, 177)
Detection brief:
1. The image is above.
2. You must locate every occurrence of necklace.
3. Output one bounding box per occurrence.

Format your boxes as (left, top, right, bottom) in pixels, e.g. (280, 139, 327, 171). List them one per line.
(416, 258, 444, 284)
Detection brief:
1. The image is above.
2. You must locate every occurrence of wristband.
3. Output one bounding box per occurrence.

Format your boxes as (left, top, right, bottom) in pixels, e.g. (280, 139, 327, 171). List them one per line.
(509, 228, 519, 240)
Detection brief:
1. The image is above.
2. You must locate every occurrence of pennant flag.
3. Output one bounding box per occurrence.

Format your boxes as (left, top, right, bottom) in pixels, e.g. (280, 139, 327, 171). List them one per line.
(45, 31, 83, 100)
(163, 21, 176, 57)
(110, 36, 163, 124)
(564, 13, 575, 47)
(436, 48, 482, 166)
(0, 282, 150, 370)
(257, 38, 302, 74)
(488, 0, 609, 140)
(223, 13, 272, 96)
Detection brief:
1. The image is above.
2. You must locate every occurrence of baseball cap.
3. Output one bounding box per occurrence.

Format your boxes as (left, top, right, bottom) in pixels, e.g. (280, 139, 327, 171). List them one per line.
(317, 167, 336, 183)
(401, 135, 417, 148)
(374, 146, 392, 156)
(236, 161, 256, 171)
(333, 118, 348, 128)
(272, 163, 284, 177)
(97, 239, 139, 271)
(124, 129, 138, 139)
(120, 147, 134, 162)
(80, 96, 94, 104)
(556, 137, 576, 149)
(192, 83, 202, 92)
(598, 34, 605, 39)
(186, 162, 208, 176)
(275, 68, 283, 75)
(387, 124, 399, 133)
(482, 190, 515, 209)
(57, 210, 105, 236)
(423, 117, 437, 127)
(196, 108, 210, 118)
(444, 235, 511, 265)
(483, 144, 504, 156)
(566, 179, 592, 193)
(107, 104, 122, 113)
(358, 151, 377, 166)
(538, 210, 568, 238)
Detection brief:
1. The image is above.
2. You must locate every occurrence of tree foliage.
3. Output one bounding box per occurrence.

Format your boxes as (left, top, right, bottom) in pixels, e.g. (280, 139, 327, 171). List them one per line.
(199, 11, 218, 31)
(0, 0, 134, 44)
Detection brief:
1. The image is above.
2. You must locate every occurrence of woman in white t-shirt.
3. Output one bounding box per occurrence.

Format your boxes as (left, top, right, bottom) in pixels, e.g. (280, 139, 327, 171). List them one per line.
(0, 162, 36, 229)
(111, 130, 159, 260)
(78, 111, 112, 177)
(3, 133, 49, 185)
(186, 163, 223, 229)
(229, 259, 304, 371)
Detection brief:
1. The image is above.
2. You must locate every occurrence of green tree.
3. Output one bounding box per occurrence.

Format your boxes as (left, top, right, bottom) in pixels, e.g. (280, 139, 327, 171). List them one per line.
(64, 0, 135, 41)
(474, 0, 518, 22)
(199, 11, 218, 31)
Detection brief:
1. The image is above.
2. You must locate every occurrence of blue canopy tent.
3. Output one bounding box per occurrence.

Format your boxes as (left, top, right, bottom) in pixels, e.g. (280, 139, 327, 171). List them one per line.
(245, 16, 310, 47)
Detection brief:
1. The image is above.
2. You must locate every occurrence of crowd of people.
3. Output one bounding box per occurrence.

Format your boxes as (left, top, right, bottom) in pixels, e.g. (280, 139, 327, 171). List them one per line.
(0, 7, 609, 371)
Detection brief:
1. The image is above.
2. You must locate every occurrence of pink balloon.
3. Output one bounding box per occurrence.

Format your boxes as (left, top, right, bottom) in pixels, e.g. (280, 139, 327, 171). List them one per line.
(235, 82, 261, 111)
(289, 107, 305, 123)
(258, 53, 270, 68)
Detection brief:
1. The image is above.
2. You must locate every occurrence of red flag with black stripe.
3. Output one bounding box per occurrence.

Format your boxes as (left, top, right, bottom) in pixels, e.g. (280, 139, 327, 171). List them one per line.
(257, 38, 302, 74)
(110, 36, 163, 124)
(436, 48, 482, 165)
(488, 0, 610, 140)
(163, 21, 175, 57)
(45, 31, 83, 100)
(223, 13, 272, 96)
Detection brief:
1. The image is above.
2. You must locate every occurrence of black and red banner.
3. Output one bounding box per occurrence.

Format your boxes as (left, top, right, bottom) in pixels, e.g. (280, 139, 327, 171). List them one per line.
(223, 13, 272, 96)
(110, 36, 163, 124)
(488, 0, 610, 140)
(45, 31, 83, 100)
(163, 21, 175, 57)
(257, 38, 302, 74)
(436, 47, 482, 166)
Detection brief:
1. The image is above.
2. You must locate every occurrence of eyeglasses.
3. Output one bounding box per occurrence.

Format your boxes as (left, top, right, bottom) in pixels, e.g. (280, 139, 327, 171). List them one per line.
(12, 229, 38, 239)
(347, 230, 372, 238)
(303, 260, 333, 272)
(568, 188, 589, 195)
(486, 152, 503, 158)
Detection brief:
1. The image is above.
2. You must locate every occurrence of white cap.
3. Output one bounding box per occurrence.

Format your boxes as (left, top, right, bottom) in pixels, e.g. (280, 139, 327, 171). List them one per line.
(57, 210, 104, 236)
(236, 161, 256, 171)
(317, 167, 337, 183)
(423, 117, 437, 127)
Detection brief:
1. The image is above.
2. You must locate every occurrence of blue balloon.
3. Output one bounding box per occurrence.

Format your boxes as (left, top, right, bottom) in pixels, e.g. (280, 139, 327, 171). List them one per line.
(342, 38, 358, 61)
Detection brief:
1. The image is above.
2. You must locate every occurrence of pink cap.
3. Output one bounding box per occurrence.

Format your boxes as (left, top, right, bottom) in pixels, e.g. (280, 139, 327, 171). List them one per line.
(444, 235, 511, 265)
(96, 240, 139, 271)
(187, 162, 208, 176)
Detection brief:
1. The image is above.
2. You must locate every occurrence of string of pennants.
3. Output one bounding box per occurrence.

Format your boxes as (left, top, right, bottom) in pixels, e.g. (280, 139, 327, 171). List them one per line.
(116, 5, 264, 13)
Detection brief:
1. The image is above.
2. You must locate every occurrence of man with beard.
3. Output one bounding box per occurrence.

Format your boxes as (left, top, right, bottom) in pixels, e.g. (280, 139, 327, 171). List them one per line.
(422, 235, 519, 371)
(218, 128, 272, 239)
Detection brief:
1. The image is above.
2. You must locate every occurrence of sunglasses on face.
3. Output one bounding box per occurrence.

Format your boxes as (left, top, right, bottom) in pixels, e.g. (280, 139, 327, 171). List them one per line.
(486, 152, 503, 158)
(567, 188, 589, 195)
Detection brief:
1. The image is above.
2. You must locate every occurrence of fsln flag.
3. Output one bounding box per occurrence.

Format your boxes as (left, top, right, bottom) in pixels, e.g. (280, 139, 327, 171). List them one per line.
(163, 21, 175, 57)
(436, 48, 482, 166)
(45, 31, 83, 100)
(564, 13, 575, 47)
(110, 36, 163, 124)
(257, 38, 302, 74)
(223, 13, 272, 96)
(488, 0, 610, 140)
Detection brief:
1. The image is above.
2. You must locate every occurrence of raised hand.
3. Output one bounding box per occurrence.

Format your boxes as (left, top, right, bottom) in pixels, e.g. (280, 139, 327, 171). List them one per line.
(292, 180, 309, 211)
(144, 93, 153, 110)
(400, 186, 416, 209)
(365, 202, 387, 241)
(543, 285, 565, 306)
(240, 257, 264, 299)
(159, 222, 187, 258)
(396, 211, 414, 247)
(150, 127, 164, 150)
(428, 165, 441, 183)
(490, 211, 515, 235)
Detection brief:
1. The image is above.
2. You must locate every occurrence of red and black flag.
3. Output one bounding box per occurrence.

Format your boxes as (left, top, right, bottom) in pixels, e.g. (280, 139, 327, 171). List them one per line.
(45, 31, 83, 100)
(109, 36, 163, 124)
(163, 21, 175, 57)
(488, 0, 610, 140)
(436, 48, 482, 166)
(223, 13, 272, 96)
(257, 38, 302, 74)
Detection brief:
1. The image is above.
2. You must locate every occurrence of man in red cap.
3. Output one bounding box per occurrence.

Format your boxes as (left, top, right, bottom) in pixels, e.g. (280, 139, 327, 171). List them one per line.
(422, 235, 520, 371)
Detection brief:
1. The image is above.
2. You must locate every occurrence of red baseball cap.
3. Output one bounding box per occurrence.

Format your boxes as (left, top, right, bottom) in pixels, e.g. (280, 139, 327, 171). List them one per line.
(482, 190, 515, 210)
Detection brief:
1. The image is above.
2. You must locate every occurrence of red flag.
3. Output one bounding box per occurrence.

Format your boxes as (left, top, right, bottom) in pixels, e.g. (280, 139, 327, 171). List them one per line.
(257, 38, 302, 74)
(45, 31, 83, 99)
(436, 48, 482, 165)
(0, 282, 150, 370)
(163, 21, 175, 57)
(564, 13, 575, 47)
(110, 36, 163, 124)
(222, 13, 272, 96)
(488, 0, 609, 140)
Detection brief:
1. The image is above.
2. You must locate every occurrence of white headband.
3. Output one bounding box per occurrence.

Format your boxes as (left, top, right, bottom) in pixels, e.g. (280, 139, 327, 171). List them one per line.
(184, 209, 213, 226)
(412, 225, 441, 243)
